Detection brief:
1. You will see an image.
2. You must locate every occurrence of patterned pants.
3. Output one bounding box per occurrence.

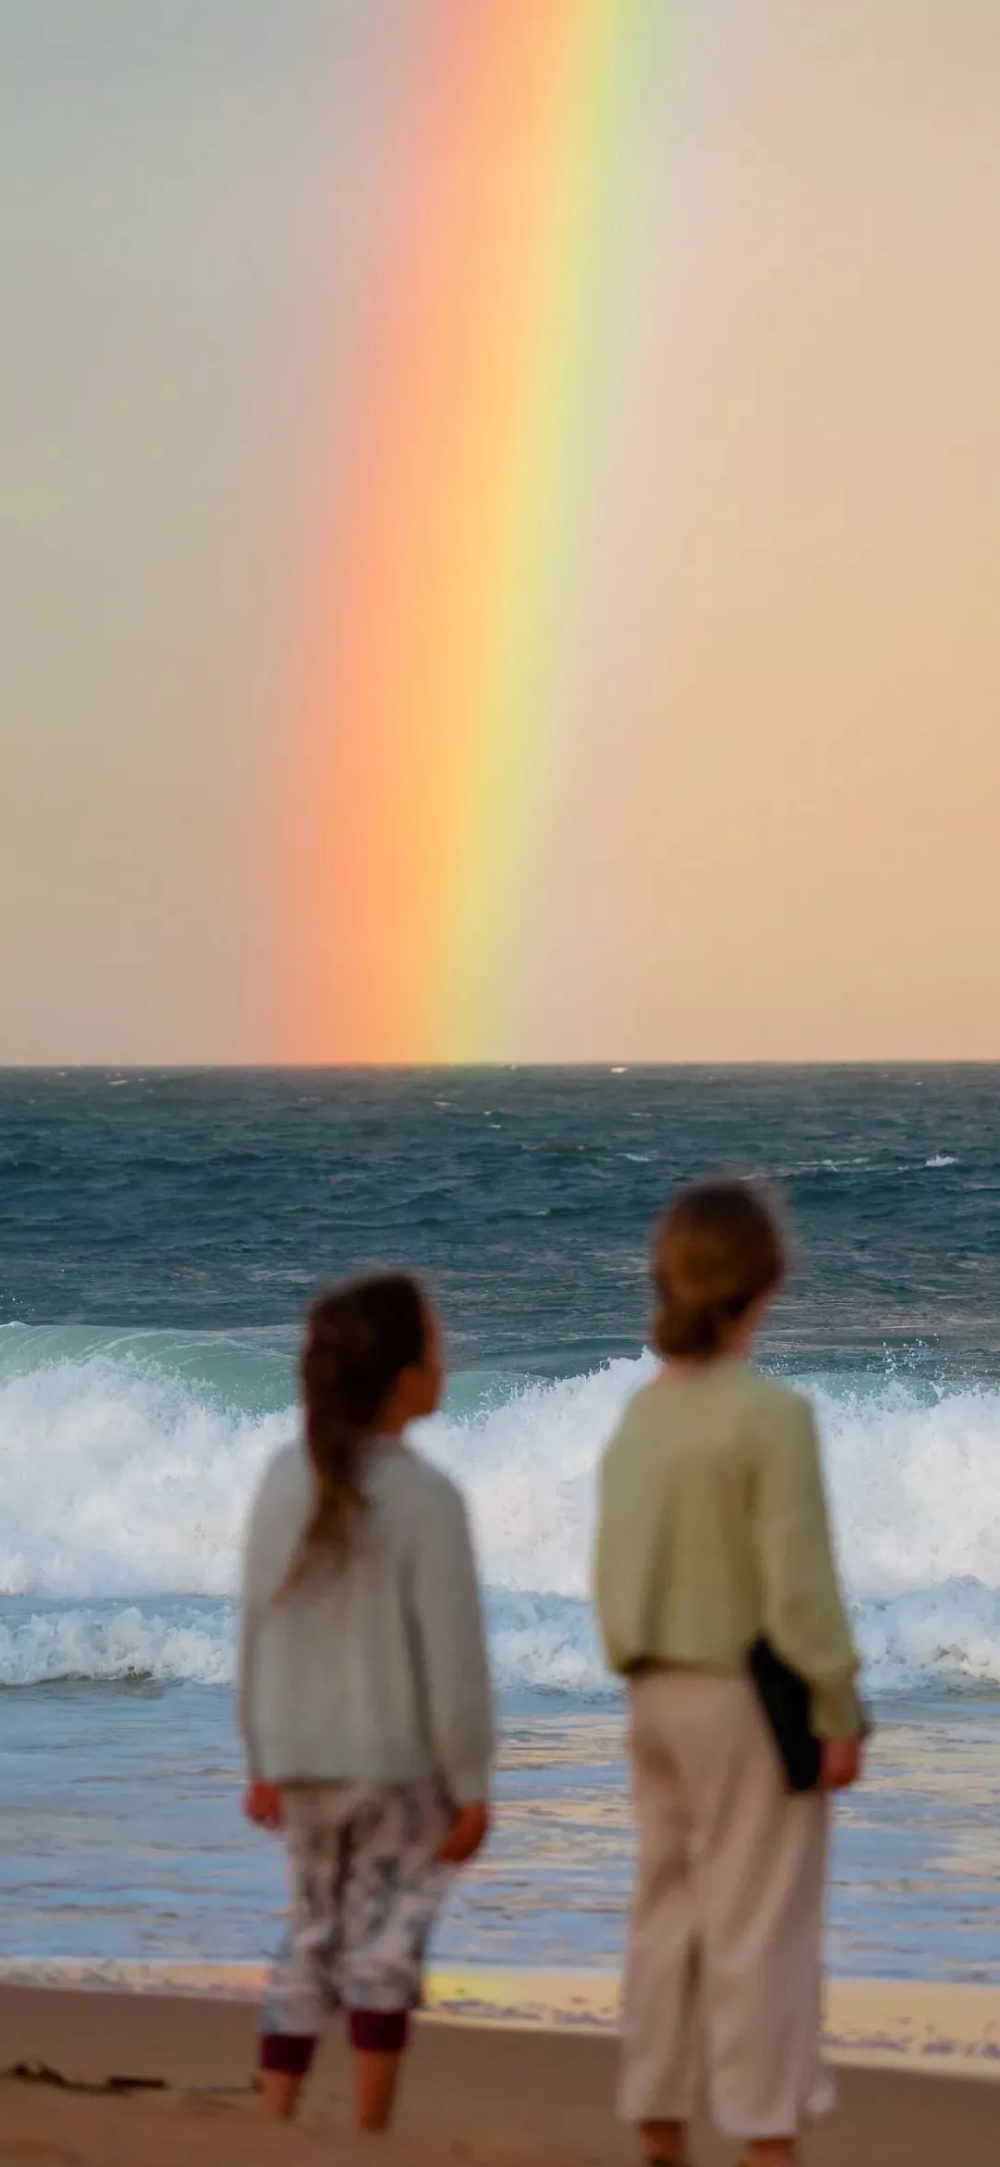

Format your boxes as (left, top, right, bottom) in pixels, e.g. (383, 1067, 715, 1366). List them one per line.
(260, 1781, 452, 2071)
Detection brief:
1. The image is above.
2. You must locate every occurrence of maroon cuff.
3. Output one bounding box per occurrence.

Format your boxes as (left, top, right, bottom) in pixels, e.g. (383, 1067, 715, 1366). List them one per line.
(259, 2033, 317, 2075)
(348, 2009, 409, 2054)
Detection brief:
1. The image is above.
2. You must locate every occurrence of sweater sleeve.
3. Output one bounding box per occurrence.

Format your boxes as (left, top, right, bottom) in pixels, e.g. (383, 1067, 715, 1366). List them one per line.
(238, 1606, 263, 1781)
(237, 1471, 272, 1781)
(590, 1412, 668, 1681)
(411, 1477, 495, 1805)
(593, 1427, 663, 1675)
(754, 1394, 862, 1738)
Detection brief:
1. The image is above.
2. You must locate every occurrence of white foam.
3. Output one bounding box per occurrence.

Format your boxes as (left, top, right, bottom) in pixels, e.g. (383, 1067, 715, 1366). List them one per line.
(812, 1378, 1000, 1599)
(856, 1583, 1000, 1690)
(0, 1603, 233, 1687)
(2, 1337, 1000, 1694)
(0, 1592, 605, 1695)
(0, 1344, 286, 1598)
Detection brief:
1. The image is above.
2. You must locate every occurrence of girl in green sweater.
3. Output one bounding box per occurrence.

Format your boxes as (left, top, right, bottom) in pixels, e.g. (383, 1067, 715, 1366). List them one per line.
(595, 1181, 863, 2167)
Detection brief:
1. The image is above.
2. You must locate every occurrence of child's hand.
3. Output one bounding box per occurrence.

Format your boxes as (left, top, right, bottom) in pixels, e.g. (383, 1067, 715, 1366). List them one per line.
(820, 1736, 863, 1791)
(244, 1780, 284, 1831)
(439, 1802, 490, 1866)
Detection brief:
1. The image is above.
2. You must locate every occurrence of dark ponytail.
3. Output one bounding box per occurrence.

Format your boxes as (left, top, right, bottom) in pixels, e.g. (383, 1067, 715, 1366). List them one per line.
(287, 1272, 428, 1584)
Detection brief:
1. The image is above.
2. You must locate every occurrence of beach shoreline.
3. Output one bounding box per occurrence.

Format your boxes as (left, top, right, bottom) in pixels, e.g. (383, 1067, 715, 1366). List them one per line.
(3, 1963, 1000, 2082)
(2, 1978, 1000, 2166)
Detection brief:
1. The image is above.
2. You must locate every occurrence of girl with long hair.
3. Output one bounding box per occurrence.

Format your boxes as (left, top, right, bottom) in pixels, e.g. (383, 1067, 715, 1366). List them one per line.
(240, 1272, 493, 2134)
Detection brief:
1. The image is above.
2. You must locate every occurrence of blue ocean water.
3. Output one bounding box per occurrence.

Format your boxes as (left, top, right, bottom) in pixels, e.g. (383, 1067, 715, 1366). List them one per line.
(2, 1065, 1000, 1980)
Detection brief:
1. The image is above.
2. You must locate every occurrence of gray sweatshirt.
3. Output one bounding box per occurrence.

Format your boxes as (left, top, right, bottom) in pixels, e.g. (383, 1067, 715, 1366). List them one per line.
(238, 1436, 494, 1804)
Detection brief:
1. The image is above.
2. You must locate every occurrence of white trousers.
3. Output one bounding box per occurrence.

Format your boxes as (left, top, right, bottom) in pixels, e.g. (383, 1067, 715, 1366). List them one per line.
(620, 1669, 832, 2142)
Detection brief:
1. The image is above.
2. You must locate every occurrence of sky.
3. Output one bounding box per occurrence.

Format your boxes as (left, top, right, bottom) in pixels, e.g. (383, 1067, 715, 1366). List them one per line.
(2, 0, 998, 1064)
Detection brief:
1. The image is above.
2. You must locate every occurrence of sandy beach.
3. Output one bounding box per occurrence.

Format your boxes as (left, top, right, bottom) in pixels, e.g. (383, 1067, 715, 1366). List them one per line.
(3, 1981, 1000, 2167)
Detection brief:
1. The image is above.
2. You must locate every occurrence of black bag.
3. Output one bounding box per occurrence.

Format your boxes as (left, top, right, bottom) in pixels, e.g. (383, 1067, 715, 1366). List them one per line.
(748, 1637, 822, 1792)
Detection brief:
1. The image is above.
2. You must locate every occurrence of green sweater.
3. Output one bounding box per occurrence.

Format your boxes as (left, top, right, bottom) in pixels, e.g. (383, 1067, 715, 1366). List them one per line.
(594, 1361, 861, 1738)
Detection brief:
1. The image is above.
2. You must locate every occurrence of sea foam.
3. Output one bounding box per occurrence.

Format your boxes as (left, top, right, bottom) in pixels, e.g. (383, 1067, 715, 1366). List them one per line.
(1, 1330, 1000, 1694)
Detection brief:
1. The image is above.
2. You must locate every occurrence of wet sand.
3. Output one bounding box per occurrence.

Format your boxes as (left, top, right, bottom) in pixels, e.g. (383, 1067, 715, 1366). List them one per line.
(2, 1983, 1000, 2166)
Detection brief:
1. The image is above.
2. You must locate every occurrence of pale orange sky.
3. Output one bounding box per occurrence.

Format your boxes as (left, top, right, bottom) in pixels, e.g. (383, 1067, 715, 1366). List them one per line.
(537, 0, 1000, 1062)
(1, 0, 998, 1063)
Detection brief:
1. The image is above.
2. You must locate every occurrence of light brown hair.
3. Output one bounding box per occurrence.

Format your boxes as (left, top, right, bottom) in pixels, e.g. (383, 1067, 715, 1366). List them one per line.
(651, 1179, 786, 1359)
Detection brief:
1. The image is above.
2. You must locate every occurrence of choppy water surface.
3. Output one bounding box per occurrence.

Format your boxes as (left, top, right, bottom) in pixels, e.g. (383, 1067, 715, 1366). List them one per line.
(1, 1066, 999, 1975)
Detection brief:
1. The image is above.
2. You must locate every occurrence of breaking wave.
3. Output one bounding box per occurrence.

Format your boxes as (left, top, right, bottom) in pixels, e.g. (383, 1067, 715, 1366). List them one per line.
(2, 1326, 1000, 1695)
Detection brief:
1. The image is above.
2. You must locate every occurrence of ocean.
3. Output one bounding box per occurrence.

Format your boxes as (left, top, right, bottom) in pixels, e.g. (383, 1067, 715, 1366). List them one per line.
(2, 1065, 1000, 1985)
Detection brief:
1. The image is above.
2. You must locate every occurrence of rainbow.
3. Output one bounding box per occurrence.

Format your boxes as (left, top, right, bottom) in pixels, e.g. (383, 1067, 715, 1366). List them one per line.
(280, 2, 712, 1062)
